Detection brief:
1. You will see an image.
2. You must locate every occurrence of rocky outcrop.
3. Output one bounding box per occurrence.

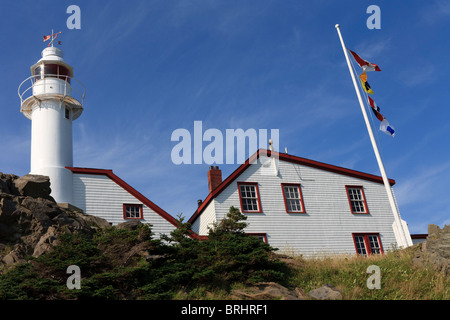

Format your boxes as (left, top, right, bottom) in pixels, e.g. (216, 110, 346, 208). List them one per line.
(0, 173, 17, 194)
(12, 174, 54, 201)
(0, 172, 110, 266)
(230, 282, 342, 300)
(413, 224, 450, 276)
(308, 284, 343, 300)
(231, 282, 306, 300)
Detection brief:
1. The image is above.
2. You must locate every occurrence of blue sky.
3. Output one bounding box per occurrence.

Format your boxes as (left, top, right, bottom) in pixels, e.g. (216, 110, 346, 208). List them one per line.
(1, 0, 449, 234)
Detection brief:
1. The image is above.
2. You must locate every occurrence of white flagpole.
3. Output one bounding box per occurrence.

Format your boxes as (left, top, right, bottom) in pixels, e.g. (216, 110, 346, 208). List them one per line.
(335, 24, 411, 248)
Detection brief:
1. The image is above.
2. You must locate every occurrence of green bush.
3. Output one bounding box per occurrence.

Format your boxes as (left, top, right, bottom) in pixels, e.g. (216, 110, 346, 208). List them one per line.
(0, 206, 287, 300)
(0, 263, 60, 300)
(161, 207, 288, 289)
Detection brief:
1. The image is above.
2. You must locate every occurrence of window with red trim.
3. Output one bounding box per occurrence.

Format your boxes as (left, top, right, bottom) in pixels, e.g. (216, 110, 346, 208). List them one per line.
(281, 183, 306, 213)
(237, 182, 262, 213)
(123, 204, 143, 219)
(346, 186, 369, 214)
(353, 233, 383, 255)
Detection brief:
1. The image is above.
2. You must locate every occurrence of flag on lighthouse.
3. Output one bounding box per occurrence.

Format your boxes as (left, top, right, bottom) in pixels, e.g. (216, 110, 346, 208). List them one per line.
(43, 32, 62, 46)
(349, 49, 381, 72)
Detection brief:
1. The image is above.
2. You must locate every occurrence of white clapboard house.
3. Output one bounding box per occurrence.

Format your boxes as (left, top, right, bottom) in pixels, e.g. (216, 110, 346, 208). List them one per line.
(189, 149, 412, 256)
(66, 167, 179, 236)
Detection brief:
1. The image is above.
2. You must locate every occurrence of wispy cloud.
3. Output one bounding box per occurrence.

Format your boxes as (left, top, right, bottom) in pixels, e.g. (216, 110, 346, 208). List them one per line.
(395, 161, 450, 207)
(311, 136, 368, 170)
(74, 121, 170, 176)
(421, 0, 450, 24)
(79, 1, 152, 63)
(397, 63, 435, 87)
(353, 38, 391, 61)
(395, 161, 450, 233)
(387, 121, 449, 172)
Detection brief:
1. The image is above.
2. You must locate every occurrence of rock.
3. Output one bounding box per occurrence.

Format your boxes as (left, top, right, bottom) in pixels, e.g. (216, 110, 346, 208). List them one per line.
(32, 226, 60, 258)
(413, 224, 450, 276)
(116, 220, 142, 231)
(428, 224, 441, 239)
(21, 196, 61, 220)
(308, 284, 343, 300)
(0, 172, 111, 265)
(2, 249, 24, 265)
(0, 173, 19, 194)
(0, 196, 20, 226)
(78, 213, 112, 229)
(12, 174, 54, 201)
(231, 282, 305, 300)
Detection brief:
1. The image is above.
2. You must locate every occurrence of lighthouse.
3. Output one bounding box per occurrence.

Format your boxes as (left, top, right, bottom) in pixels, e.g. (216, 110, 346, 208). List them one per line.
(18, 37, 85, 204)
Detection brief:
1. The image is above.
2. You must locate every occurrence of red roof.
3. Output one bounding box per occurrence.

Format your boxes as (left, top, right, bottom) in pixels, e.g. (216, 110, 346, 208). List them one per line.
(188, 149, 395, 224)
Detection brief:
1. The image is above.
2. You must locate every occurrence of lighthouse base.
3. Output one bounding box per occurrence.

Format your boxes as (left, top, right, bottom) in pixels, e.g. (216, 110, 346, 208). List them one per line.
(30, 166, 73, 205)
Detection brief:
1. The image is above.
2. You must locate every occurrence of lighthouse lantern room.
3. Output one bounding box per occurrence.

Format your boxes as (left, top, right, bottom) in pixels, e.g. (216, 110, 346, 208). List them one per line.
(18, 36, 85, 205)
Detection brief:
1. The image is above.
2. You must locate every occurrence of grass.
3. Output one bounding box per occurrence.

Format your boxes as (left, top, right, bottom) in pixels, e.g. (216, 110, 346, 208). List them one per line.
(285, 247, 449, 300)
(162, 246, 449, 300)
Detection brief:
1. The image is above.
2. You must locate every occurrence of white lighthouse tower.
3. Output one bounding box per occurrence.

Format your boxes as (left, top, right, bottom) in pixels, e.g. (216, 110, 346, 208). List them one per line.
(18, 37, 85, 204)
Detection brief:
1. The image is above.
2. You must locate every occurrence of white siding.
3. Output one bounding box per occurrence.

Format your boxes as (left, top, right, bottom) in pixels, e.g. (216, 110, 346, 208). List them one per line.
(72, 173, 176, 237)
(210, 159, 400, 257)
(191, 201, 217, 236)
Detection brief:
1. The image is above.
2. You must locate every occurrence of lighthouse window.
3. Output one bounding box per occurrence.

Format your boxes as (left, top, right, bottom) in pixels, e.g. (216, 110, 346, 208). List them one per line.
(44, 64, 58, 78)
(42, 64, 71, 83)
(65, 107, 70, 119)
(58, 66, 70, 82)
(33, 66, 42, 82)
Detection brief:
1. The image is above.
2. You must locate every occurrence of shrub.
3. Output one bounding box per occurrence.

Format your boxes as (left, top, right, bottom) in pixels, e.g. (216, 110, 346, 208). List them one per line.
(169, 206, 287, 288)
(0, 207, 288, 300)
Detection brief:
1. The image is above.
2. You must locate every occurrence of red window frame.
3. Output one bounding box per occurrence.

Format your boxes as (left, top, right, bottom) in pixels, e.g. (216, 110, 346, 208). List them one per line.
(345, 185, 369, 214)
(123, 203, 143, 220)
(237, 182, 262, 213)
(281, 183, 306, 213)
(352, 233, 384, 255)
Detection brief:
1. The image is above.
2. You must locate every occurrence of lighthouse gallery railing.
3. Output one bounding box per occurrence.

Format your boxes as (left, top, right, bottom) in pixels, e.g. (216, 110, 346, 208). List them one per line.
(18, 74, 86, 106)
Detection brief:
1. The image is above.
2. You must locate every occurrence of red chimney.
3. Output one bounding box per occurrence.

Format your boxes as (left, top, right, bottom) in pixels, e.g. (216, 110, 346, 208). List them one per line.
(207, 166, 222, 193)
